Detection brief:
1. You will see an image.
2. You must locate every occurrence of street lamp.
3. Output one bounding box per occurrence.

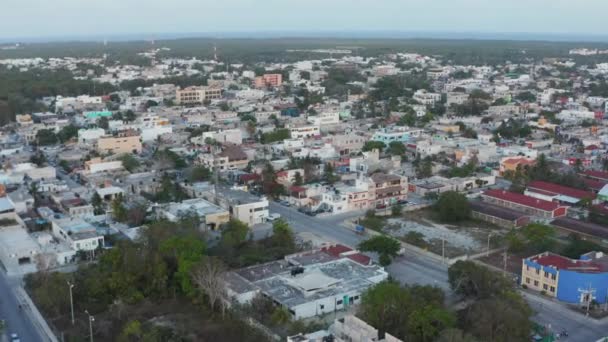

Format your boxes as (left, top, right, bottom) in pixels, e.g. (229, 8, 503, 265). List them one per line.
(85, 310, 94, 342)
(67, 282, 75, 325)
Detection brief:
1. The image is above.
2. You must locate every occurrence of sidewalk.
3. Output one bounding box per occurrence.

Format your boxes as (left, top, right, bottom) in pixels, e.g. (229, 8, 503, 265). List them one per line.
(15, 286, 58, 342)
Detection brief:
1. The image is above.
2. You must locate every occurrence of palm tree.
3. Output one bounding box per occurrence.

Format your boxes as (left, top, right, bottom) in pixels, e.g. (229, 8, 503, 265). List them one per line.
(28, 182, 40, 208)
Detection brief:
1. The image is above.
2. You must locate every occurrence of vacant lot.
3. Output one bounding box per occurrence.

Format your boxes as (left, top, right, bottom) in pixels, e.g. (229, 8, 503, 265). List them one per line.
(385, 209, 507, 258)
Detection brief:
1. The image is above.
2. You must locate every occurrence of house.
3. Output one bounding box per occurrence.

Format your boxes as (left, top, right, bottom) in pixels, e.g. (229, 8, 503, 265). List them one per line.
(224, 245, 388, 320)
(51, 217, 104, 252)
(157, 198, 230, 231)
(199, 145, 249, 171)
(84, 158, 124, 174)
(371, 127, 423, 146)
(276, 169, 305, 187)
(204, 187, 270, 226)
(481, 189, 568, 219)
(522, 251, 608, 304)
(499, 157, 536, 176)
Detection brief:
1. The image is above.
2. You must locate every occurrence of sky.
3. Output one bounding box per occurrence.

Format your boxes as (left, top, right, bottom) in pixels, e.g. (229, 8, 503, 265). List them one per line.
(2, 0, 608, 41)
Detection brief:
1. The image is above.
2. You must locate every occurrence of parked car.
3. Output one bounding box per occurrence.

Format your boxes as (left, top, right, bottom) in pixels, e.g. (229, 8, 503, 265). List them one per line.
(279, 200, 291, 207)
(267, 213, 281, 222)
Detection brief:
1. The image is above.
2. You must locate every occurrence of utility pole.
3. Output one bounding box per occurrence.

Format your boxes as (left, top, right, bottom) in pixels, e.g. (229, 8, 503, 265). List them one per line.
(503, 249, 508, 276)
(85, 310, 95, 342)
(486, 232, 492, 257)
(67, 281, 75, 325)
(441, 236, 445, 264)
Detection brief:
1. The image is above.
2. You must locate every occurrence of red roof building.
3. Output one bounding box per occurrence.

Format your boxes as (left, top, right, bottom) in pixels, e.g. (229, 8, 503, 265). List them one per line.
(481, 189, 568, 219)
(525, 180, 596, 204)
(582, 170, 608, 182)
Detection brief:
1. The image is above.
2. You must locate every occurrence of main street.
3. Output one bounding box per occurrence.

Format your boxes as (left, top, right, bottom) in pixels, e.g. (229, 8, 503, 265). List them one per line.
(269, 202, 608, 342)
(0, 271, 46, 342)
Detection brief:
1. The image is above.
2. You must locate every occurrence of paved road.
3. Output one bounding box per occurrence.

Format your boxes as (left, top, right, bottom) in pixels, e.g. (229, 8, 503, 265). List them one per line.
(270, 202, 608, 342)
(269, 203, 451, 294)
(0, 272, 44, 342)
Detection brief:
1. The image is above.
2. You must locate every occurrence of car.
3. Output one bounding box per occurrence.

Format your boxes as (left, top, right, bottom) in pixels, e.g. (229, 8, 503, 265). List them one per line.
(279, 200, 291, 207)
(10, 333, 19, 342)
(267, 213, 281, 222)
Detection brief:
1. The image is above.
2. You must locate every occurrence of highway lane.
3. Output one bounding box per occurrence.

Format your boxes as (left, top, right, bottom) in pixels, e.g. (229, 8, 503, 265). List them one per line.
(0, 272, 44, 342)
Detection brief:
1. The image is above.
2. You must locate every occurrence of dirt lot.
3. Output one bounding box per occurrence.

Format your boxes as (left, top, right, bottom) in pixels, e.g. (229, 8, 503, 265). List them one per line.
(385, 209, 508, 258)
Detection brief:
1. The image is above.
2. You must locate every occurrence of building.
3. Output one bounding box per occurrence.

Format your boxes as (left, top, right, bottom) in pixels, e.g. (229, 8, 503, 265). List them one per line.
(254, 74, 283, 88)
(204, 188, 270, 226)
(201, 129, 243, 145)
(97, 132, 142, 155)
(481, 189, 568, 219)
(331, 315, 403, 342)
(522, 251, 608, 305)
(199, 145, 249, 171)
(51, 217, 104, 252)
(175, 86, 223, 105)
(550, 217, 608, 246)
(371, 127, 423, 146)
(225, 245, 388, 320)
(78, 128, 106, 144)
(525, 180, 596, 205)
(499, 157, 536, 176)
(369, 173, 408, 207)
(470, 201, 530, 228)
(157, 198, 230, 231)
(290, 125, 321, 139)
(84, 158, 124, 174)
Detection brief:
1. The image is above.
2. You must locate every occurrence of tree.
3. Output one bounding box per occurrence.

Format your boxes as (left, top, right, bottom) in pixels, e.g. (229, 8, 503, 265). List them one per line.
(160, 235, 206, 297)
(191, 257, 227, 316)
(464, 293, 532, 342)
(91, 192, 104, 215)
(57, 125, 79, 143)
(391, 204, 403, 217)
(220, 219, 250, 249)
(97, 116, 109, 130)
(358, 235, 401, 266)
(416, 157, 433, 178)
(271, 218, 295, 251)
(324, 163, 339, 184)
(387, 141, 406, 156)
(189, 166, 212, 182)
(362, 141, 385, 152)
(436, 328, 478, 342)
(118, 154, 140, 172)
(448, 261, 511, 299)
(434, 191, 471, 223)
(30, 152, 46, 166)
(35, 129, 58, 146)
(359, 281, 451, 341)
(124, 110, 136, 122)
(111, 194, 128, 222)
(521, 223, 555, 252)
(293, 172, 303, 186)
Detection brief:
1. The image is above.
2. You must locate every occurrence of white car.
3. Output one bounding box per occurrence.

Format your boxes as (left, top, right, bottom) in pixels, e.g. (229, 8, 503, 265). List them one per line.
(267, 213, 281, 222)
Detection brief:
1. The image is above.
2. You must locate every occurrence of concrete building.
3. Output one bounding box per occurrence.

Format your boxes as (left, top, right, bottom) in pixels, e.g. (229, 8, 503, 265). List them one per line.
(157, 198, 230, 231)
(481, 189, 568, 219)
(78, 128, 106, 144)
(175, 86, 223, 105)
(371, 127, 423, 146)
(225, 245, 388, 319)
(522, 251, 608, 305)
(524, 180, 597, 205)
(290, 124, 321, 139)
(254, 74, 283, 88)
(84, 158, 124, 174)
(470, 201, 530, 228)
(97, 132, 142, 155)
(51, 217, 104, 252)
(369, 173, 408, 207)
(201, 129, 243, 145)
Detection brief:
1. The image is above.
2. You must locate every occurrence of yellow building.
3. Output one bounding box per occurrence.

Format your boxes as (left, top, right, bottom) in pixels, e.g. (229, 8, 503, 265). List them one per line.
(97, 132, 142, 155)
(175, 86, 223, 105)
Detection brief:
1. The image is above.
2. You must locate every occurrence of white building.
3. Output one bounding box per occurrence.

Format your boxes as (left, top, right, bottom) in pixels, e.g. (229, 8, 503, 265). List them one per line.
(51, 217, 104, 252)
(290, 124, 321, 139)
(78, 128, 106, 144)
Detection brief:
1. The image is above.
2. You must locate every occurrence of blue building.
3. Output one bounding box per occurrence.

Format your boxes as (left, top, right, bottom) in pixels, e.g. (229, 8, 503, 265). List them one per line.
(522, 251, 608, 305)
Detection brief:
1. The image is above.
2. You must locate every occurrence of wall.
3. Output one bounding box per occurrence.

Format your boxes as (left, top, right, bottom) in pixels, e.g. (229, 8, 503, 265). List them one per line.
(557, 269, 608, 304)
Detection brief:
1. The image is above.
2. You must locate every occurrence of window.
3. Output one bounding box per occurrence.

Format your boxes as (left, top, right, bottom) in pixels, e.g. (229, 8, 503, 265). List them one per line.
(534, 280, 539, 286)
(354, 296, 359, 300)
(543, 284, 548, 290)
(319, 305, 324, 310)
(550, 286, 555, 292)
(551, 274, 556, 280)
(336, 300, 343, 305)
(535, 269, 540, 275)
(544, 271, 549, 278)
(526, 278, 530, 284)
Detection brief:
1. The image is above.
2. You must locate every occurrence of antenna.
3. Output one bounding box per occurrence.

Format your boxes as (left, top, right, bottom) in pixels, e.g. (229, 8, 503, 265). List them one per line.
(214, 44, 218, 62)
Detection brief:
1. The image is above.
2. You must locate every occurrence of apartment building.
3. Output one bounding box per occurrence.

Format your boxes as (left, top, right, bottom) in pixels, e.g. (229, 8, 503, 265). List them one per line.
(368, 173, 408, 207)
(97, 131, 142, 155)
(175, 86, 223, 105)
(254, 74, 283, 88)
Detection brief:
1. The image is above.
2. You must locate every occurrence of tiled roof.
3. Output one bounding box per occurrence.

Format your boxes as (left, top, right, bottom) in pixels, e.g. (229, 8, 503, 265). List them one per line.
(527, 180, 595, 200)
(483, 189, 562, 212)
